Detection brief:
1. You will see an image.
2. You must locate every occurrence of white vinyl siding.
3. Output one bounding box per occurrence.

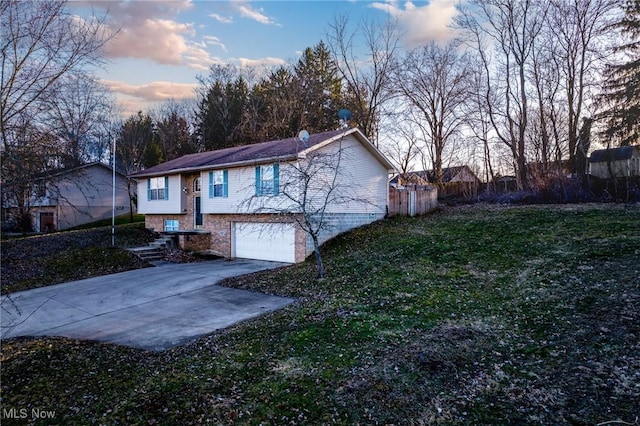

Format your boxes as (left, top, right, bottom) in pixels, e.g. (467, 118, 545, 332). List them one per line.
(310, 134, 388, 214)
(200, 134, 388, 215)
(137, 135, 389, 217)
(201, 166, 296, 214)
(590, 156, 640, 178)
(137, 175, 183, 214)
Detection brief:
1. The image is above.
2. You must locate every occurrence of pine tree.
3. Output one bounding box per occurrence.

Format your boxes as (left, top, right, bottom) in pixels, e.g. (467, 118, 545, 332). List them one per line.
(294, 41, 343, 132)
(195, 65, 250, 150)
(601, 0, 640, 146)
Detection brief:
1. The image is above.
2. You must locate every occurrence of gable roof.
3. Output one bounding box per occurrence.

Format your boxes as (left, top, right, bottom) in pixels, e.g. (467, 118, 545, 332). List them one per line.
(130, 128, 394, 178)
(390, 166, 479, 185)
(42, 162, 125, 179)
(589, 146, 640, 163)
(3, 162, 123, 187)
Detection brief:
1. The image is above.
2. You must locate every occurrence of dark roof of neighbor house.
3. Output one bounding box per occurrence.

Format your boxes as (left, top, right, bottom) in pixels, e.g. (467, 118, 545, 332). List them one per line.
(391, 166, 479, 184)
(589, 146, 640, 163)
(389, 172, 429, 185)
(130, 128, 393, 178)
(42, 162, 125, 178)
(3, 162, 124, 187)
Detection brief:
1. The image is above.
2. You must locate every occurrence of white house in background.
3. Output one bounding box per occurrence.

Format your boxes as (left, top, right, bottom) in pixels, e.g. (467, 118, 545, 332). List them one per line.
(2, 162, 133, 232)
(589, 146, 640, 178)
(130, 128, 395, 263)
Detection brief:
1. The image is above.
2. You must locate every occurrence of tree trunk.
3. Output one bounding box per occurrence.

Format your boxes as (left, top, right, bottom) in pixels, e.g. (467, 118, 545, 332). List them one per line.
(312, 235, 325, 279)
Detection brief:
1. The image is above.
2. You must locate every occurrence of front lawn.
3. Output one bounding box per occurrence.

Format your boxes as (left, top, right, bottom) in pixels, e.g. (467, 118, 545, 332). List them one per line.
(0, 223, 155, 294)
(1, 205, 639, 425)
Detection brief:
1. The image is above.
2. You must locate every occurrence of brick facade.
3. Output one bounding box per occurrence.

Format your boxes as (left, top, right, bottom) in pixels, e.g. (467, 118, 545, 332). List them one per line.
(201, 213, 307, 262)
(144, 212, 308, 262)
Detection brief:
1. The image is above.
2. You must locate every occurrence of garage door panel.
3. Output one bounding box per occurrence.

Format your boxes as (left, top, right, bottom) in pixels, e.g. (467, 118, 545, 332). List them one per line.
(234, 222, 295, 263)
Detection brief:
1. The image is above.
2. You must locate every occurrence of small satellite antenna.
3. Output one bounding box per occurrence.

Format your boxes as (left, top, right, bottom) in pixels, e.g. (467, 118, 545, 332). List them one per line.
(298, 129, 310, 146)
(338, 109, 352, 129)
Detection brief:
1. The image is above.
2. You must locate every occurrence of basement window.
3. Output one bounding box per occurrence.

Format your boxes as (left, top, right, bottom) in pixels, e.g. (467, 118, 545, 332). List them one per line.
(164, 219, 179, 232)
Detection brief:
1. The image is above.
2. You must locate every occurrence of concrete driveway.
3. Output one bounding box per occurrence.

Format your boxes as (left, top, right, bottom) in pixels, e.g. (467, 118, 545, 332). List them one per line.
(1, 259, 294, 351)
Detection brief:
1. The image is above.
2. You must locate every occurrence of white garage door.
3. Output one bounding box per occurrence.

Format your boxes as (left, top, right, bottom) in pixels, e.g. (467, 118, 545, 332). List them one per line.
(234, 222, 296, 263)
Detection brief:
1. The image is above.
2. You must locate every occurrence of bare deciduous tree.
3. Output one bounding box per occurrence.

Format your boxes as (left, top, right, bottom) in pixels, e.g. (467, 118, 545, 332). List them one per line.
(44, 73, 116, 167)
(0, 0, 113, 231)
(549, 0, 616, 174)
(392, 41, 472, 186)
(380, 113, 422, 179)
(456, 0, 547, 189)
(243, 132, 375, 278)
(327, 14, 400, 143)
(153, 99, 198, 160)
(0, 0, 112, 144)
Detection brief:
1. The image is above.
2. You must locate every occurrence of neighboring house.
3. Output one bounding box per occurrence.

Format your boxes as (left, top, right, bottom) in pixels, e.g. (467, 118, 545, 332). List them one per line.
(1, 162, 133, 232)
(426, 166, 481, 185)
(491, 175, 518, 193)
(130, 128, 395, 263)
(389, 172, 431, 188)
(390, 166, 481, 186)
(390, 166, 480, 198)
(589, 146, 640, 179)
(526, 160, 572, 178)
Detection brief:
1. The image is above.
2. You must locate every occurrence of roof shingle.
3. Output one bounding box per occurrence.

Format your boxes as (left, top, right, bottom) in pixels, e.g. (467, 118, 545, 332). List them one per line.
(589, 146, 640, 163)
(130, 129, 349, 178)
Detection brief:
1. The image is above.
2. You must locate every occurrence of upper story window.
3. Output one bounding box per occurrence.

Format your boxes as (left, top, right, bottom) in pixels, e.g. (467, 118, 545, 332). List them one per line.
(33, 181, 47, 198)
(255, 163, 279, 196)
(148, 176, 168, 200)
(193, 177, 201, 192)
(208, 170, 228, 198)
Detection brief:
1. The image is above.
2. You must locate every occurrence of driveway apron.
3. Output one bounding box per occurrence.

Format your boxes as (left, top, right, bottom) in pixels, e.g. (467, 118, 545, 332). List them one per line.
(1, 259, 294, 351)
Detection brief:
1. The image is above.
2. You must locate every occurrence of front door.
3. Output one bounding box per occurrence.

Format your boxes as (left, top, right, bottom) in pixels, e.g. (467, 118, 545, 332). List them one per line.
(194, 196, 203, 228)
(40, 212, 55, 232)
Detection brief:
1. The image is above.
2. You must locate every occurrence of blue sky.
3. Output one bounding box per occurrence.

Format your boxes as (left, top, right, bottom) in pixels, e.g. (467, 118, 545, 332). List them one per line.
(73, 1, 459, 116)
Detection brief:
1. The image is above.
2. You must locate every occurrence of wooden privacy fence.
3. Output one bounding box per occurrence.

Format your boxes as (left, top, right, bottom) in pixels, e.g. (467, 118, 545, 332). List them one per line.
(388, 185, 438, 217)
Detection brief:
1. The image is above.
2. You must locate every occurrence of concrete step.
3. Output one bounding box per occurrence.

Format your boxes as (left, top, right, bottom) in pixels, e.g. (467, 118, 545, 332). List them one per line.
(128, 234, 176, 261)
(127, 246, 164, 261)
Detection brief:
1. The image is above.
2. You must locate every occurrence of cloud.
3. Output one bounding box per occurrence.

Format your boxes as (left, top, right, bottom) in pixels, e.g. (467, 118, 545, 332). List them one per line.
(234, 2, 279, 26)
(203, 35, 227, 52)
(209, 13, 233, 24)
(103, 80, 198, 102)
(82, 0, 222, 69)
(371, 0, 460, 46)
(106, 19, 196, 65)
(235, 57, 287, 69)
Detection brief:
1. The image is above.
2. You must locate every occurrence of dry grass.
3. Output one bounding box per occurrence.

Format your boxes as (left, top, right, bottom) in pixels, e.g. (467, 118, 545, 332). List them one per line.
(1, 204, 639, 425)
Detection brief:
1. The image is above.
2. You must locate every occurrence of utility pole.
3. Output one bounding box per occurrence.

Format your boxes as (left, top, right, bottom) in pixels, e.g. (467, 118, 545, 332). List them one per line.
(112, 137, 116, 247)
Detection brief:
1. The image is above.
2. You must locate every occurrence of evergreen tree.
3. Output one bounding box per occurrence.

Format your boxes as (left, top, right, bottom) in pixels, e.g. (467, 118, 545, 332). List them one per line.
(253, 66, 301, 140)
(195, 65, 250, 150)
(156, 111, 194, 160)
(294, 41, 343, 132)
(116, 111, 158, 173)
(601, 0, 640, 146)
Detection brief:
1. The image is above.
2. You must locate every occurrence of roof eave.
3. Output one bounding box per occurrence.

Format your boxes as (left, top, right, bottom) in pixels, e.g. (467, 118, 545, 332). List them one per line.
(298, 127, 396, 172)
(128, 154, 299, 179)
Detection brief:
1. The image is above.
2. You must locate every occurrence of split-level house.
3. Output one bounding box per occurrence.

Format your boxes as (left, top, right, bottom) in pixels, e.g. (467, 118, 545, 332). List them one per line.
(130, 128, 395, 263)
